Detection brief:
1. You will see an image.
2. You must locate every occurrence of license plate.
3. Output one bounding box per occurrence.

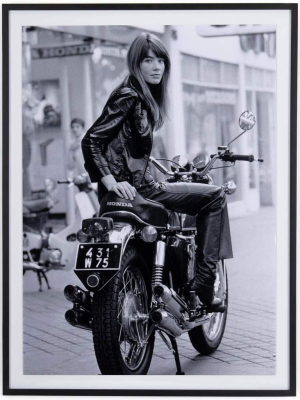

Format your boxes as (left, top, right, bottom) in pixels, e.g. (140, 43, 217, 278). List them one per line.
(75, 243, 122, 271)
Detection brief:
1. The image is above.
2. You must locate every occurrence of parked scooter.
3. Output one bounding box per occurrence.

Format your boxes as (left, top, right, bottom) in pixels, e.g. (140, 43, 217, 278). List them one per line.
(64, 111, 263, 375)
(23, 174, 98, 291)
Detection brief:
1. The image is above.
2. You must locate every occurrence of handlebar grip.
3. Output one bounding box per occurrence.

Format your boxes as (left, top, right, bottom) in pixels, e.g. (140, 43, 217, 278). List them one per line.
(57, 180, 70, 184)
(230, 154, 254, 162)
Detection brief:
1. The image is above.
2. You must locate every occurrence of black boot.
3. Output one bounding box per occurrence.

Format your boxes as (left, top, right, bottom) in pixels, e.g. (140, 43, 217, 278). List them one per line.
(190, 262, 222, 308)
(192, 282, 222, 308)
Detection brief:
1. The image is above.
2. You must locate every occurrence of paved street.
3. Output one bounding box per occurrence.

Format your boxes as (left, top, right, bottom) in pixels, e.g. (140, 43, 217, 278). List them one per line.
(23, 206, 276, 375)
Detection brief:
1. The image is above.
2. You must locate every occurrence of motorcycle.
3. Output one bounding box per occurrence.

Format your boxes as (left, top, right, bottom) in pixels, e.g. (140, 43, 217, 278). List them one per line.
(64, 111, 262, 375)
(23, 174, 98, 291)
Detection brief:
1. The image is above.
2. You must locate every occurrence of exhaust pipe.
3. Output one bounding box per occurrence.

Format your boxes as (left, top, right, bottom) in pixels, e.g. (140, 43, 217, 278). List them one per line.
(151, 310, 183, 337)
(151, 307, 216, 337)
(64, 285, 92, 310)
(153, 284, 189, 319)
(152, 284, 222, 336)
(65, 308, 92, 330)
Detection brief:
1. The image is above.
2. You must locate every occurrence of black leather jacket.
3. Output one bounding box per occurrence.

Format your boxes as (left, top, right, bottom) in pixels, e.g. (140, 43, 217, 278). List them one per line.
(82, 78, 155, 189)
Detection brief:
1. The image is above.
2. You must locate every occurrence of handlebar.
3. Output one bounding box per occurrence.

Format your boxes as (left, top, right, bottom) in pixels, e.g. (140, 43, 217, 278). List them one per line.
(228, 154, 254, 162)
(57, 179, 71, 184)
(150, 151, 264, 181)
(219, 153, 264, 163)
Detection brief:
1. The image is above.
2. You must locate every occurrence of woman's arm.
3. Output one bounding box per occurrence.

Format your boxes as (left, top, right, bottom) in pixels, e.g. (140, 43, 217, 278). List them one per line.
(101, 174, 136, 201)
(88, 88, 138, 141)
(82, 88, 138, 180)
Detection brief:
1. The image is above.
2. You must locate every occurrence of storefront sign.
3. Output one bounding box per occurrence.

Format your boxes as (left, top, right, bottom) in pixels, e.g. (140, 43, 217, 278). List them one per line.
(184, 89, 237, 106)
(239, 34, 276, 58)
(197, 25, 276, 58)
(32, 44, 127, 59)
(197, 25, 276, 37)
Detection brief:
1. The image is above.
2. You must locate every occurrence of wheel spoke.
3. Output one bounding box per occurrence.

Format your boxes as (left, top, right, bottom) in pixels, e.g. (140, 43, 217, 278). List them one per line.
(118, 324, 124, 342)
(206, 319, 214, 336)
(116, 265, 150, 370)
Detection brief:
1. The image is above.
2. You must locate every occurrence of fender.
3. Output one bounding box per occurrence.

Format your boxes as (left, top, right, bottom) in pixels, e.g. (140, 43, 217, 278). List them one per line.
(110, 223, 135, 255)
(76, 191, 96, 220)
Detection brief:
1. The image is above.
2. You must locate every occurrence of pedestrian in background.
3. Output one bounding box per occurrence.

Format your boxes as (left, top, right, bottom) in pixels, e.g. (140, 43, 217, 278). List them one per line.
(67, 118, 86, 176)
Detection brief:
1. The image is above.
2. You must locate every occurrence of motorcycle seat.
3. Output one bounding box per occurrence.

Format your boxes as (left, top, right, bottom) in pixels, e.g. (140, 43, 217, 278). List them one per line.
(99, 191, 180, 229)
(23, 198, 53, 213)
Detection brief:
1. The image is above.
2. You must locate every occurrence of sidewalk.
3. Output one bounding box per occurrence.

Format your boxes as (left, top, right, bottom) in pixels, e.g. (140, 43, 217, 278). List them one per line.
(23, 206, 276, 375)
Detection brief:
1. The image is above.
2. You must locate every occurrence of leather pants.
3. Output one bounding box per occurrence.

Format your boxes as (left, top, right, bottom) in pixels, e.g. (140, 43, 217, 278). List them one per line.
(137, 181, 233, 291)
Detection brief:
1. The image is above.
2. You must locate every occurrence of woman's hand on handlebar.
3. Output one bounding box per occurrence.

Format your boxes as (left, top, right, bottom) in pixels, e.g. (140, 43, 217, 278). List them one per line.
(101, 175, 136, 200)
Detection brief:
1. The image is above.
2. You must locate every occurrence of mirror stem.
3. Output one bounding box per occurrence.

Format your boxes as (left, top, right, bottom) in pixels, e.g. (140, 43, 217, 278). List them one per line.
(227, 130, 246, 148)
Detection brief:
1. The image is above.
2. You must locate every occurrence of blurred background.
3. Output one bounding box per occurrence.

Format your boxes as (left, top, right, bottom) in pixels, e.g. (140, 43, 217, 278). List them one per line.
(22, 24, 276, 222)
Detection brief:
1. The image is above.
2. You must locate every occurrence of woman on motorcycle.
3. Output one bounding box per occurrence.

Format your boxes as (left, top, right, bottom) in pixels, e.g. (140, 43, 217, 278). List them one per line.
(81, 32, 233, 307)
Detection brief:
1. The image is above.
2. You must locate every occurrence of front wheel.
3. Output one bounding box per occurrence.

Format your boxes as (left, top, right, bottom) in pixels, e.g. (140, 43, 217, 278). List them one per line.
(92, 246, 154, 375)
(188, 260, 228, 354)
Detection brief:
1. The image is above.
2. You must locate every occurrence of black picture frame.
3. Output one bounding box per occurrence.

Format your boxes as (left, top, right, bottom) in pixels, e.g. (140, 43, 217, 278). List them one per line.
(2, 2, 297, 396)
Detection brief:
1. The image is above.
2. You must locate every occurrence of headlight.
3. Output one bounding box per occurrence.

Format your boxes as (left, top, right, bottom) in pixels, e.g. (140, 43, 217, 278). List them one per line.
(140, 226, 158, 243)
(76, 230, 91, 243)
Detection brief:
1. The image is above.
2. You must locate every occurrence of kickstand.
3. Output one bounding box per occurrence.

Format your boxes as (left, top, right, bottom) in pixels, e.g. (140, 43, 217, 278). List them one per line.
(168, 335, 185, 375)
(157, 331, 185, 375)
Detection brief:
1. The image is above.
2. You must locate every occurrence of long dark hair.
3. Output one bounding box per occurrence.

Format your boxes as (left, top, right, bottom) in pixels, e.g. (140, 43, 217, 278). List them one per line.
(126, 32, 171, 130)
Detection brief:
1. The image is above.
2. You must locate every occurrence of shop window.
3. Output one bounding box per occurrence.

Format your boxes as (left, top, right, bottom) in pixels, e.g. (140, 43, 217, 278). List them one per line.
(264, 70, 276, 88)
(91, 49, 128, 117)
(246, 91, 257, 189)
(245, 67, 253, 86)
(182, 54, 239, 86)
(222, 62, 239, 85)
(245, 66, 275, 89)
(256, 92, 276, 206)
(200, 58, 221, 84)
(181, 54, 199, 81)
(254, 68, 264, 87)
(183, 84, 241, 202)
(246, 87, 276, 205)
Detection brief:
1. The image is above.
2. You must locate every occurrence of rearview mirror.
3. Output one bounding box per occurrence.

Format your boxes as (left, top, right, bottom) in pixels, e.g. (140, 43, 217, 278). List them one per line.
(239, 110, 256, 131)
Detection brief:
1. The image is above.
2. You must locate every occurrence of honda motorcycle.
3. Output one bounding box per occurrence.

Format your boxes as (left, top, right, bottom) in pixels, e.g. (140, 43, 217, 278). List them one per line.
(23, 174, 98, 291)
(64, 111, 262, 375)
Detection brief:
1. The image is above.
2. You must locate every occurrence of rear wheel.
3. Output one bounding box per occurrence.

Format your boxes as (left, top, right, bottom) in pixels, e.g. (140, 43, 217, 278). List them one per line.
(92, 246, 154, 375)
(188, 260, 228, 354)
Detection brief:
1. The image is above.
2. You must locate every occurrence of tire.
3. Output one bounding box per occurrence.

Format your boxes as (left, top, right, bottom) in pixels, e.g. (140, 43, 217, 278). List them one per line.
(188, 260, 228, 355)
(92, 246, 155, 375)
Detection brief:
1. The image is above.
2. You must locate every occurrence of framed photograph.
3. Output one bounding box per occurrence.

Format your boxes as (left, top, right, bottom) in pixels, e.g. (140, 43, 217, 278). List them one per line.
(2, 2, 297, 396)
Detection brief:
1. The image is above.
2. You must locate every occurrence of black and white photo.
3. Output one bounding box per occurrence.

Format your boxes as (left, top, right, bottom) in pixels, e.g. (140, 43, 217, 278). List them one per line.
(2, 3, 297, 396)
